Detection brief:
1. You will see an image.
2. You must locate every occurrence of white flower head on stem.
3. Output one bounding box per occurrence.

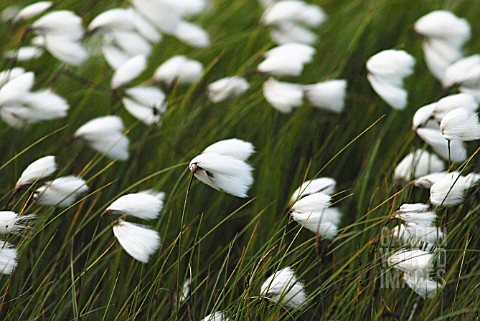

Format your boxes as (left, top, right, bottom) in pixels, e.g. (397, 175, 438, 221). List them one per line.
(152, 56, 203, 86)
(290, 177, 336, 204)
(202, 138, 255, 161)
(123, 86, 166, 125)
(16, 155, 57, 189)
(0, 211, 36, 235)
(261, 1, 326, 28)
(415, 172, 448, 189)
(106, 190, 165, 220)
(292, 207, 341, 239)
(263, 78, 303, 113)
(404, 272, 443, 299)
(415, 128, 467, 162)
(291, 192, 331, 214)
(260, 266, 307, 309)
(74, 115, 129, 161)
(173, 21, 210, 48)
(303, 79, 347, 113)
(430, 172, 477, 206)
(34, 175, 89, 208)
(111, 55, 147, 89)
(112, 219, 160, 263)
(13, 1, 53, 22)
(440, 108, 480, 141)
(258, 43, 315, 77)
(0, 241, 17, 275)
(414, 10, 470, 46)
(387, 249, 433, 273)
(394, 150, 445, 181)
(394, 203, 437, 227)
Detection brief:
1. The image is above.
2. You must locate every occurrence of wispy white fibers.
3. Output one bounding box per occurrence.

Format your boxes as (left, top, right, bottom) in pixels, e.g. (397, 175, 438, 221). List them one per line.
(415, 172, 448, 189)
(391, 223, 443, 246)
(302, 80, 347, 113)
(16, 155, 57, 189)
(394, 203, 437, 226)
(290, 177, 336, 203)
(34, 176, 89, 208)
(173, 21, 210, 48)
(0, 212, 36, 235)
(414, 10, 470, 81)
(394, 150, 445, 181)
(430, 172, 478, 206)
(387, 249, 433, 273)
(190, 139, 254, 198)
(200, 311, 232, 321)
(202, 138, 255, 161)
(263, 78, 303, 113)
(74, 115, 129, 161)
(260, 266, 307, 309)
(122, 86, 166, 125)
(404, 273, 443, 299)
(152, 56, 203, 86)
(13, 1, 52, 22)
(87, 8, 133, 33)
(442, 55, 480, 101)
(258, 43, 315, 77)
(112, 220, 160, 263)
(415, 128, 467, 162)
(440, 108, 480, 141)
(366, 49, 415, 109)
(111, 55, 147, 89)
(207, 76, 249, 103)
(106, 190, 165, 220)
(0, 241, 17, 275)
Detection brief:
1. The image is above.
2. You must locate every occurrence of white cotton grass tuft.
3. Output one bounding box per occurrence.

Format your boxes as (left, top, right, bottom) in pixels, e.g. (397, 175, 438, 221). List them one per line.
(394, 150, 445, 181)
(0, 241, 18, 275)
(122, 86, 166, 125)
(366, 49, 415, 109)
(74, 115, 129, 161)
(403, 272, 443, 299)
(392, 223, 443, 246)
(13, 1, 53, 22)
(415, 127, 467, 162)
(152, 55, 203, 86)
(415, 172, 448, 189)
(4, 46, 43, 61)
(200, 311, 232, 321)
(394, 203, 437, 227)
(207, 76, 249, 103)
(173, 21, 210, 48)
(292, 207, 341, 239)
(258, 43, 315, 77)
(291, 192, 331, 214)
(440, 108, 480, 141)
(263, 77, 303, 113)
(111, 55, 147, 89)
(34, 175, 89, 208)
(260, 266, 307, 309)
(16, 155, 57, 189)
(112, 220, 160, 263)
(429, 172, 478, 207)
(106, 190, 165, 220)
(0, 211, 36, 235)
(387, 249, 433, 273)
(302, 80, 347, 113)
(290, 177, 336, 204)
(190, 138, 254, 198)
(202, 138, 255, 161)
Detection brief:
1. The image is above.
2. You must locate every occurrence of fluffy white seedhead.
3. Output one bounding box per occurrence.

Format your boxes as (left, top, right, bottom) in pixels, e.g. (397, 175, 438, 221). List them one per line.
(207, 76, 249, 103)
(430, 172, 477, 206)
(106, 190, 165, 220)
(394, 203, 436, 227)
(87, 8, 133, 32)
(74, 116, 129, 161)
(31, 10, 84, 41)
(13, 1, 52, 22)
(259, 43, 315, 77)
(109, 30, 152, 56)
(111, 55, 147, 89)
(292, 207, 341, 239)
(125, 7, 162, 43)
(442, 55, 480, 88)
(189, 152, 254, 198)
(422, 38, 463, 81)
(290, 177, 336, 203)
(394, 150, 445, 181)
(200, 311, 232, 321)
(0, 67, 25, 87)
(152, 55, 203, 86)
(16, 155, 57, 188)
(0, 211, 36, 235)
(269, 22, 317, 45)
(263, 78, 303, 113)
(387, 249, 433, 273)
(291, 192, 331, 214)
(415, 172, 448, 189)
(0, 241, 17, 275)
(123, 86, 166, 125)
(415, 128, 467, 162)
(366, 50, 415, 79)
(42, 35, 88, 66)
(303, 80, 347, 113)
(113, 220, 160, 263)
(202, 138, 255, 161)
(174, 21, 210, 48)
(440, 108, 480, 141)
(414, 10, 470, 46)
(260, 267, 307, 309)
(367, 74, 408, 110)
(34, 175, 89, 208)
(404, 273, 442, 299)
(0, 71, 35, 106)
(398, 203, 430, 213)
(434, 93, 478, 120)
(412, 103, 437, 130)
(101, 44, 131, 69)
(261, 0, 326, 28)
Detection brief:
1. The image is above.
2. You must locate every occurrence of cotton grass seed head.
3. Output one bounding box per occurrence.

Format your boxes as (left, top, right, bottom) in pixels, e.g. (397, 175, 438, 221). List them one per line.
(0, 211, 36, 235)
(112, 219, 160, 263)
(440, 108, 480, 141)
(0, 241, 17, 275)
(16, 155, 56, 189)
(260, 266, 307, 309)
(34, 175, 89, 208)
(290, 177, 336, 204)
(106, 190, 165, 220)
